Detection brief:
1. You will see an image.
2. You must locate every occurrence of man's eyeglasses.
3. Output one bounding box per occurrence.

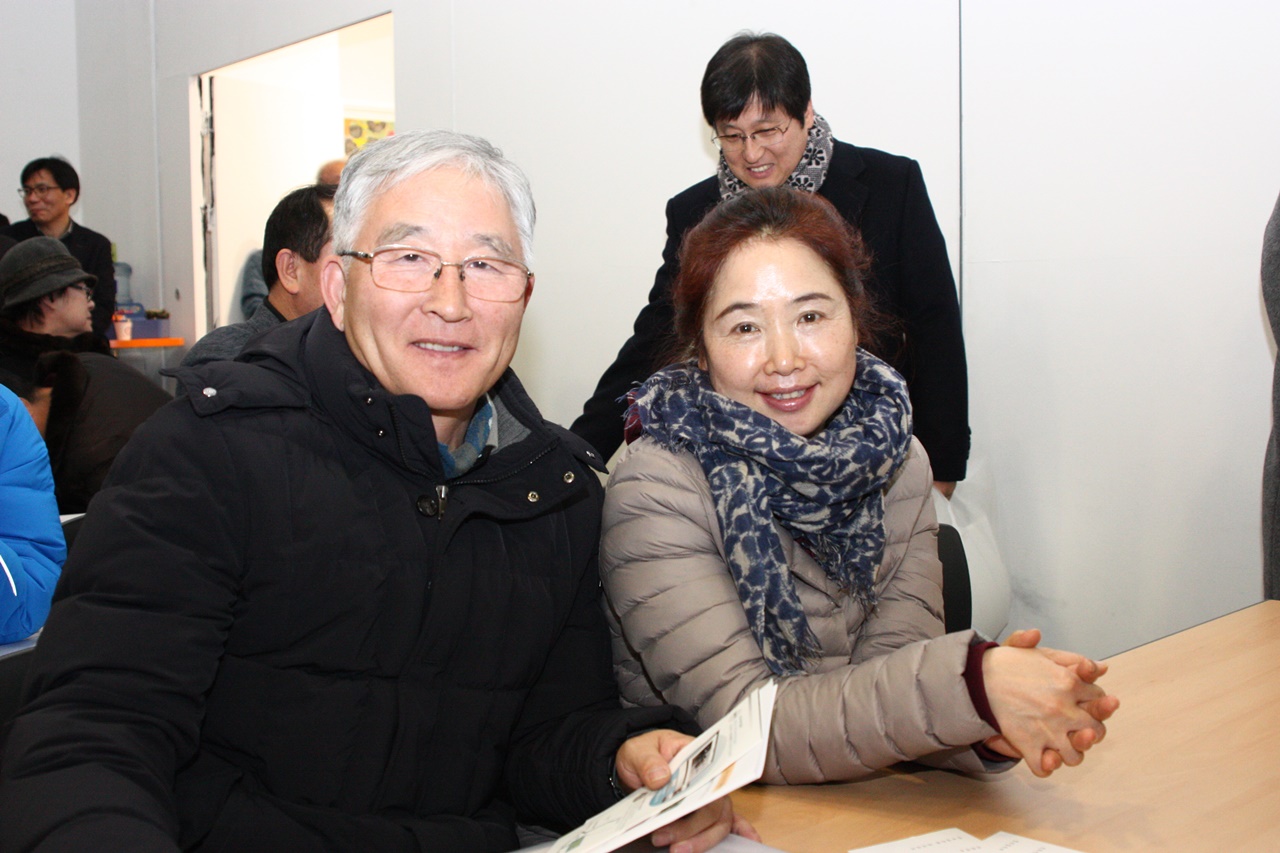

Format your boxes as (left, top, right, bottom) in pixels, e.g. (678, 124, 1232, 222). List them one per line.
(339, 245, 532, 303)
(67, 282, 94, 300)
(712, 120, 794, 153)
(18, 184, 61, 198)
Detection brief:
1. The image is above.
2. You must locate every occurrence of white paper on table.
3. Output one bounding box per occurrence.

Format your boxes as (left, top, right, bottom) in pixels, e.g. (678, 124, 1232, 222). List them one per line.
(550, 681, 777, 853)
(848, 828, 984, 852)
(974, 832, 1083, 852)
(848, 830, 1083, 853)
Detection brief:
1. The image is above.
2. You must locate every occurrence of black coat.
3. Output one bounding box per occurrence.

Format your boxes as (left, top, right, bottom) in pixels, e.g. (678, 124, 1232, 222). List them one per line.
(1, 220, 118, 336)
(571, 141, 970, 481)
(0, 321, 168, 514)
(0, 311, 692, 852)
(38, 350, 171, 513)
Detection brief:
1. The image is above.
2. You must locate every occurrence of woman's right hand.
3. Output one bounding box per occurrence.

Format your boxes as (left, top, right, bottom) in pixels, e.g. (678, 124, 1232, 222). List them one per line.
(980, 637, 1120, 778)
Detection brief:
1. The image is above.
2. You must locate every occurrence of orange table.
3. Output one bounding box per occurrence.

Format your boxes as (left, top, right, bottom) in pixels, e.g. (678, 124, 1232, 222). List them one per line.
(108, 337, 185, 349)
(734, 600, 1280, 852)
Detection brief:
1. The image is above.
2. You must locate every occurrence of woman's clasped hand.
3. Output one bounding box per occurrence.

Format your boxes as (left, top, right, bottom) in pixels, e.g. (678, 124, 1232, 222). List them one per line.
(981, 628, 1120, 777)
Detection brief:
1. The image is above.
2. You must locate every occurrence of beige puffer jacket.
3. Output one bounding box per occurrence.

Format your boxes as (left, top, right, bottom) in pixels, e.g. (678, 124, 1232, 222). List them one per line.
(601, 436, 1004, 785)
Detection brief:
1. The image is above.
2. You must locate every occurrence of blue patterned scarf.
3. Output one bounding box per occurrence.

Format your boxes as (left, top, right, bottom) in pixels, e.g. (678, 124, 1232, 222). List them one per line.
(627, 350, 912, 675)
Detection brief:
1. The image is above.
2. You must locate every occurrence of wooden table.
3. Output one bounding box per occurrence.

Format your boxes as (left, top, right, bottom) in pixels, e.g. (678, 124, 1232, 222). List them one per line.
(734, 600, 1280, 852)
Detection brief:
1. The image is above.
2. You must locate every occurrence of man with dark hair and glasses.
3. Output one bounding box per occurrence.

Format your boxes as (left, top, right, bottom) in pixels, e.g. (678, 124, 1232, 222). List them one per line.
(0, 130, 753, 851)
(3, 156, 117, 335)
(183, 183, 337, 367)
(573, 32, 970, 498)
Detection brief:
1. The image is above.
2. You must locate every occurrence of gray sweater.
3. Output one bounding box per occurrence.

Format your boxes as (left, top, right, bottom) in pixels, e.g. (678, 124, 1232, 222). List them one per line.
(181, 300, 285, 367)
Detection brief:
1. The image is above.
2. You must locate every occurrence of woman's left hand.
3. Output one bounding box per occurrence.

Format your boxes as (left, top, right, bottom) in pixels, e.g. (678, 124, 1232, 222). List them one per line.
(615, 730, 762, 853)
(982, 629, 1120, 775)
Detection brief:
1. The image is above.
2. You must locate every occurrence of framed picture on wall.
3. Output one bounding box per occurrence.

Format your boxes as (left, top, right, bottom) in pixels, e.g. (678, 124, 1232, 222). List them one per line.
(345, 117, 395, 155)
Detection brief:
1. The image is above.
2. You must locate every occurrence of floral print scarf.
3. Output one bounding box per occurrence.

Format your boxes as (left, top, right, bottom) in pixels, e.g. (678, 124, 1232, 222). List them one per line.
(627, 350, 913, 675)
(717, 113, 836, 200)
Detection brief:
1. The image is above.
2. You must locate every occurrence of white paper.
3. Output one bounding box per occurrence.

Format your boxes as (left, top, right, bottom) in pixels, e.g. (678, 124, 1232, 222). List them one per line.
(975, 832, 1083, 852)
(550, 681, 777, 853)
(849, 831, 1082, 853)
(848, 828, 984, 853)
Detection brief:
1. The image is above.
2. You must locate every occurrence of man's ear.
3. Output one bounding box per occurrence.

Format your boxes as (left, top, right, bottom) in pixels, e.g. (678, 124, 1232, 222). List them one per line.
(320, 256, 347, 330)
(803, 100, 815, 131)
(522, 273, 535, 307)
(275, 249, 303, 295)
(65, 187, 79, 206)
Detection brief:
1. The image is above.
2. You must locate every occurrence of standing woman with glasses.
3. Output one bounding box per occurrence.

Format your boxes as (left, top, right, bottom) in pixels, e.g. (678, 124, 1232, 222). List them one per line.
(3, 157, 117, 335)
(574, 33, 969, 500)
(601, 187, 1119, 785)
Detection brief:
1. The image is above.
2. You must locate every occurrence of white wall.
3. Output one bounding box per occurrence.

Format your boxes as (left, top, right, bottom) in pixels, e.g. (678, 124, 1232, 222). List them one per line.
(73, 0, 398, 340)
(39, 0, 1280, 659)
(206, 36, 347, 326)
(0, 0, 82, 224)
(963, 1, 1280, 656)
(446, 1, 960, 430)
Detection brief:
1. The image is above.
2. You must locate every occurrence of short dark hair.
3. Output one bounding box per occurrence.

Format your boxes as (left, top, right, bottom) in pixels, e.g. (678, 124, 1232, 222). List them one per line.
(21, 157, 81, 197)
(1, 286, 68, 327)
(672, 187, 885, 364)
(261, 183, 337, 288)
(700, 32, 811, 128)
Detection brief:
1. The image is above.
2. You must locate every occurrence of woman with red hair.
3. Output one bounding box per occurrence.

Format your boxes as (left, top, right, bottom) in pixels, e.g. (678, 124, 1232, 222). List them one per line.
(601, 187, 1119, 785)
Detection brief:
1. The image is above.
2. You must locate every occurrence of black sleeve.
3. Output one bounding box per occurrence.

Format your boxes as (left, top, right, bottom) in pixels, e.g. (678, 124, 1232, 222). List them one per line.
(83, 233, 117, 336)
(895, 161, 970, 482)
(501, 482, 698, 831)
(0, 406, 242, 852)
(570, 197, 692, 461)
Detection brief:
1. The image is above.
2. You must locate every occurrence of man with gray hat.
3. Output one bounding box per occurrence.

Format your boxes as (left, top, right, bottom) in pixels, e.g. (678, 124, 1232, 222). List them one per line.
(0, 236, 97, 341)
(0, 237, 169, 513)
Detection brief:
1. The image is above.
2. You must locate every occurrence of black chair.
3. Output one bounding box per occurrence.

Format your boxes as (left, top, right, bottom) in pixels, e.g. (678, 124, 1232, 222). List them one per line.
(0, 518, 78, 732)
(937, 523, 972, 633)
(0, 646, 34, 729)
(61, 513, 85, 553)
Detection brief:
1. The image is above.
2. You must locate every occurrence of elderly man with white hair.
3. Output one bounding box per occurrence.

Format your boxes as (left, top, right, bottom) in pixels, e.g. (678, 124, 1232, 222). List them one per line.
(0, 131, 752, 852)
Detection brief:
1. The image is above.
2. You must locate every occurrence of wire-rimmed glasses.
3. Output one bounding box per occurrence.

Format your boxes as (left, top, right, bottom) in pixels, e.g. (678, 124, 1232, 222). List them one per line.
(339, 245, 532, 303)
(712, 120, 794, 153)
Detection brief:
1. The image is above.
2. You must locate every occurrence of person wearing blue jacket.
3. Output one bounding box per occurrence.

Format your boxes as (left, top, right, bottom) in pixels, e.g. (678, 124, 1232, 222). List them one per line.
(0, 384, 64, 644)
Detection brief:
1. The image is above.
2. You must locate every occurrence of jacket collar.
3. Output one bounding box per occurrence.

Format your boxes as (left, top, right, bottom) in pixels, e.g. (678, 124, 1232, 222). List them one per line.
(173, 309, 599, 486)
(816, 140, 869, 225)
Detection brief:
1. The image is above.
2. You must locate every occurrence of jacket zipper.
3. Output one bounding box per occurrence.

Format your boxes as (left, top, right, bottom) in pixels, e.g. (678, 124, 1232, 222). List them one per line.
(385, 400, 563, 522)
(436, 443, 557, 521)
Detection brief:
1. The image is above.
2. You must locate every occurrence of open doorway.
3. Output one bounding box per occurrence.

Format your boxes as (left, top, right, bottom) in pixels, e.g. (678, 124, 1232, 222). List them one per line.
(196, 14, 394, 333)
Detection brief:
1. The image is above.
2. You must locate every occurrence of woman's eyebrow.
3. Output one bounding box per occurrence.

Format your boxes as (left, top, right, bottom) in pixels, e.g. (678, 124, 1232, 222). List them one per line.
(712, 301, 759, 322)
(712, 292, 835, 322)
(791, 292, 836, 305)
